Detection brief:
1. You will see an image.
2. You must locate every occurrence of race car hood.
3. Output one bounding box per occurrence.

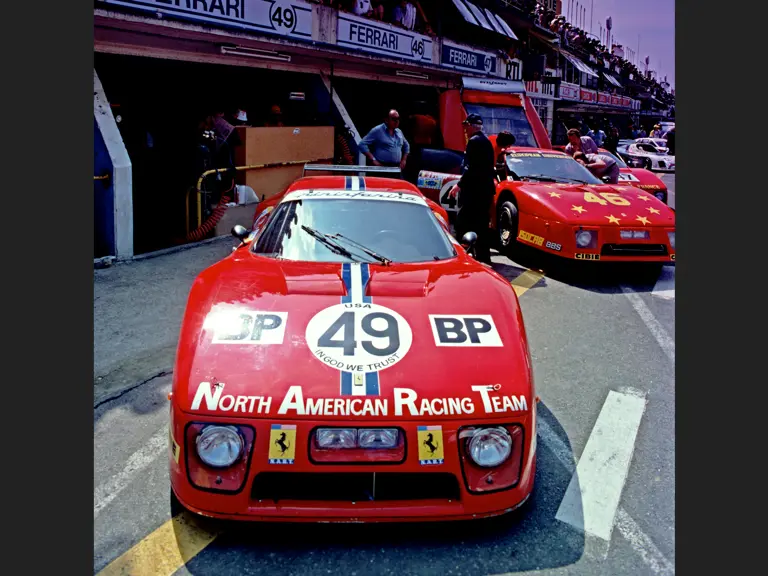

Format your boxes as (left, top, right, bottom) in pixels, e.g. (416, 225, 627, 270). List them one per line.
(174, 255, 533, 422)
(618, 168, 667, 192)
(511, 182, 675, 226)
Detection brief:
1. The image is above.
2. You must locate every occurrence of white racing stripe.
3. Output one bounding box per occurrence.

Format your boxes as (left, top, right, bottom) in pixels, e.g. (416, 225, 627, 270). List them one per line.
(651, 266, 675, 300)
(621, 286, 675, 364)
(94, 424, 169, 518)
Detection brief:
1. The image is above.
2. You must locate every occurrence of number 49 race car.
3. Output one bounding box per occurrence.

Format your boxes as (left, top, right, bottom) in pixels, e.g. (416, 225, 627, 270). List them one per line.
(418, 148, 675, 262)
(169, 166, 537, 523)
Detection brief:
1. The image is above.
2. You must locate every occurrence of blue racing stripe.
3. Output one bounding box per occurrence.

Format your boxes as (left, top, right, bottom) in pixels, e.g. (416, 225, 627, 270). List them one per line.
(358, 176, 366, 190)
(340, 371, 353, 396)
(345, 176, 353, 189)
(360, 263, 372, 303)
(365, 372, 380, 395)
(341, 262, 352, 303)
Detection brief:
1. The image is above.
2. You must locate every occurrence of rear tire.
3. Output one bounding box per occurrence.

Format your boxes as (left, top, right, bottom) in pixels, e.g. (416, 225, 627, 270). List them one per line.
(496, 201, 519, 255)
(643, 158, 652, 170)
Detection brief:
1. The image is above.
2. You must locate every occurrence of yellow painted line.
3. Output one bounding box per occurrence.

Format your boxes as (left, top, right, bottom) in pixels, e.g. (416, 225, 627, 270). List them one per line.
(510, 270, 545, 297)
(97, 513, 219, 576)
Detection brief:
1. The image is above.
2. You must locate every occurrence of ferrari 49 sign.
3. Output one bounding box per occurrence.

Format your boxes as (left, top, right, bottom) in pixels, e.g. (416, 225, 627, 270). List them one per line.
(98, 0, 313, 40)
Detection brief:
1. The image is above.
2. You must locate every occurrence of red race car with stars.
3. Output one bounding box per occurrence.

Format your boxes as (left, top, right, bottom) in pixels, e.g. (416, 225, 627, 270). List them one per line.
(417, 148, 675, 262)
(168, 166, 538, 522)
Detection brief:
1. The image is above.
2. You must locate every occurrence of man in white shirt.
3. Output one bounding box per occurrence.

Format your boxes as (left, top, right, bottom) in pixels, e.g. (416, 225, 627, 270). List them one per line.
(353, 0, 373, 17)
(394, 0, 417, 30)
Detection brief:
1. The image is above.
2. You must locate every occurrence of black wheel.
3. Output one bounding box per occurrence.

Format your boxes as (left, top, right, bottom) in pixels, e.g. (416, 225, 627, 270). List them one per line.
(496, 201, 518, 254)
(643, 158, 652, 170)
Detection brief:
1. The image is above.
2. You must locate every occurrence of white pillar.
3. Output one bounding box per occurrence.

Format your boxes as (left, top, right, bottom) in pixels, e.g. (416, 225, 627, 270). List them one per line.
(94, 69, 133, 259)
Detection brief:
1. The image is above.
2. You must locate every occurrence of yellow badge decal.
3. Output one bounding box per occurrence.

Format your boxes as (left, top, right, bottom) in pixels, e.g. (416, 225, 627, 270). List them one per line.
(575, 253, 600, 260)
(518, 230, 545, 246)
(269, 424, 297, 464)
(418, 425, 444, 465)
(169, 428, 180, 465)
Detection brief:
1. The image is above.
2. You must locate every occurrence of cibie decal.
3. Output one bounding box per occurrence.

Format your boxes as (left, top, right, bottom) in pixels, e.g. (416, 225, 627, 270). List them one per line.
(429, 315, 503, 347)
(575, 253, 600, 261)
(268, 424, 296, 465)
(208, 310, 288, 345)
(418, 426, 444, 465)
(305, 263, 413, 396)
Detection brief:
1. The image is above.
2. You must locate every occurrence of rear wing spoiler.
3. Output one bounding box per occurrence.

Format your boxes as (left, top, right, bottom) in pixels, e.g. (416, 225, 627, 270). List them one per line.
(460, 76, 527, 94)
(302, 164, 402, 177)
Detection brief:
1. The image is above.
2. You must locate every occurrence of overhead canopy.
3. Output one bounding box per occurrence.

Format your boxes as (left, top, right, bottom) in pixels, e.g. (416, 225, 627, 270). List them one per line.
(560, 50, 598, 78)
(451, 0, 519, 40)
(602, 72, 622, 88)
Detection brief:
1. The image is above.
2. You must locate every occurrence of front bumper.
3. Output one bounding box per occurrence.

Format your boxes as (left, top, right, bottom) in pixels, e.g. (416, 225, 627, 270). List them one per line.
(516, 216, 675, 262)
(170, 410, 536, 522)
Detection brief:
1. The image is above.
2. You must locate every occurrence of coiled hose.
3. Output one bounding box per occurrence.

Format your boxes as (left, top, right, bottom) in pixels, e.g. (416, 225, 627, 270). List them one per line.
(336, 133, 354, 165)
(185, 177, 234, 242)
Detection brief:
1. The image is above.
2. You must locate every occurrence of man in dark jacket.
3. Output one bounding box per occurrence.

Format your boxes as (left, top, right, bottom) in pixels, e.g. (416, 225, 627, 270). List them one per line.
(448, 113, 495, 264)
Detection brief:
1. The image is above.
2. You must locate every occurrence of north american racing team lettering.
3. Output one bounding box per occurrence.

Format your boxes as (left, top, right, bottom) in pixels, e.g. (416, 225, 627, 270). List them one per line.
(190, 382, 529, 417)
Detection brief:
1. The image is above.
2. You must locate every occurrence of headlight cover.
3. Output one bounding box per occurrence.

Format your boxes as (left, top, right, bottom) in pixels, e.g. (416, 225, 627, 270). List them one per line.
(196, 425, 244, 468)
(468, 427, 513, 467)
(575, 230, 594, 248)
(315, 428, 357, 449)
(358, 429, 399, 449)
(668, 231, 675, 249)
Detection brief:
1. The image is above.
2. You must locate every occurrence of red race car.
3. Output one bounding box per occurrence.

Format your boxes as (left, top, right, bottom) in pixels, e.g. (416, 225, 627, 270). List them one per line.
(169, 166, 537, 522)
(552, 145, 670, 204)
(417, 148, 675, 262)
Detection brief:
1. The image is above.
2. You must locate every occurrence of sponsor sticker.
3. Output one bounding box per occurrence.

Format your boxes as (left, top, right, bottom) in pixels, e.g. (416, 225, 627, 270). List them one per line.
(518, 230, 545, 246)
(575, 253, 600, 260)
(545, 240, 562, 251)
(282, 189, 427, 205)
(169, 428, 180, 465)
(418, 426, 444, 465)
(618, 173, 640, 182)
(209, 311, 288, 345)
(429, 315, 503, 347)
(268, 424, 297, 464)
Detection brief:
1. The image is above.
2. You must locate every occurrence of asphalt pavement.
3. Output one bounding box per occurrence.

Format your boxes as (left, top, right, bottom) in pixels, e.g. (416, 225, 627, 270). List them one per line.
(94, 182, 676, 576)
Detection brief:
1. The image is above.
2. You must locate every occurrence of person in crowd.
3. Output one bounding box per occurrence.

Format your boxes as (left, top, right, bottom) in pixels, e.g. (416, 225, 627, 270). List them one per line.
(353, 0, 375, 17)
(358, 109, 410, 171)
(665, 126, 675, 155)
(447, 114, 496, 265)
(393, 0, 417, 30)
(403, 103, 439, 181)
(650, 124, 664, 138)
(573, 151, 620, 184)
(603, 127, 620, 154)
(629, 123, 640, 139)
(495, 131, 516, 164)
(638, 125, 647, 137)
(564, 128, 598, 156)
(587, 125, 606, 147)
(264, 104, 284, 127)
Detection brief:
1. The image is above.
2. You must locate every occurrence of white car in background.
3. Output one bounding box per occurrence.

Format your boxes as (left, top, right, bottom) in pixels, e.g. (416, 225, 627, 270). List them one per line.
(636, 137, 669, 154)
(616, 141, 675, 172)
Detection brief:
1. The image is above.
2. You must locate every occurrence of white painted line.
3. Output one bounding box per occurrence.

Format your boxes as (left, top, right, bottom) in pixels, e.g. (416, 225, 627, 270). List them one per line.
(94, 424, 169, 518)
(538, 412, 674, 574)
(615, 508, 675, 576)
(621, 286, 675, 364)
(555, 390, 647, 542)
(651, 266, 675, 300)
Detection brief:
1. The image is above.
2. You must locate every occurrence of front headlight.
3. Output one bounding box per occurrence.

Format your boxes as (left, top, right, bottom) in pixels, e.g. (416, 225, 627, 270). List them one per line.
(468, 427, 512, 467)
(358, 429, 399, 449)
(315, 428, 357, 449)
(668, 231, 675, 249)
(196, 425, 243, 468)
(576, 230, 593, 248)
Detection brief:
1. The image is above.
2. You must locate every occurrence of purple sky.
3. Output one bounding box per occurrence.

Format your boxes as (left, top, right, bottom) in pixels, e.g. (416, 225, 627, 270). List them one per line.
(563, 0, 675, 88)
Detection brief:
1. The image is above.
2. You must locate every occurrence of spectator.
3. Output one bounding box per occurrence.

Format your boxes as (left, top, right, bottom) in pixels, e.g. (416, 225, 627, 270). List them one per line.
(650, 124, 664, 138)
(665, 126, 675, 155)
(264, 104, 284, 127)
(573, 151, 620, 184)
(564, 128, 598, 156)
(603, 127, 620, 154)
(359, 109, 410, 170)
(393, 0, 417, 30)
(495, 131, 516, 163)
(353, 0, 381, 18)
(587, 125, 606, 147)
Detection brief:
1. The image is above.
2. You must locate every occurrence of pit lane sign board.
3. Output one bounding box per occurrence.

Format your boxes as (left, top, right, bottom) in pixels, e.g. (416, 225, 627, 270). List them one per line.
(337, 12, 433, 64)
(98, 0, 313, 41)
(441, 40, 499, 76)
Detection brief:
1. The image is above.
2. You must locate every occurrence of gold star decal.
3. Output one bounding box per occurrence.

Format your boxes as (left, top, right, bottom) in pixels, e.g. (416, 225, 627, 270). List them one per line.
(647, 207, 660, 214)
(549, 191, 562, 198)
(571, 205, 586, 214)
(606, 215, 621, 224)
(637, 195, 652, 202)
(636, 215, 651, 225)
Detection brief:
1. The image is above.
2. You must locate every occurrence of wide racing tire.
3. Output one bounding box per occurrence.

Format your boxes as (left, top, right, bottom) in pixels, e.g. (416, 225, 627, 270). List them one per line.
(496, 200, 519, 256)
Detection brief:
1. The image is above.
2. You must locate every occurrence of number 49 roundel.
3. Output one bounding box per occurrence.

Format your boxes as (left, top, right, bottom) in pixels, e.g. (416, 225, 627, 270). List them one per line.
(305, 303, 413, 373)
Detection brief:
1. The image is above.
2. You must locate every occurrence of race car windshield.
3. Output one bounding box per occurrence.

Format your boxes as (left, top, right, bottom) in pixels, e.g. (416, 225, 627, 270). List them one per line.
(463, 104, 537, 147)
(252, 198, 456, 263)
(504, 152, 602, 184)
(599, 150, 627, 168)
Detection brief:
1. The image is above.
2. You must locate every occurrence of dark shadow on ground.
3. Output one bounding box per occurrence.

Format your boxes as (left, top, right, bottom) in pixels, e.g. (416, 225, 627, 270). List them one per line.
(93, 372, 172, 425)
(176, 404, 585, 576)
(493, 245, 672, 296)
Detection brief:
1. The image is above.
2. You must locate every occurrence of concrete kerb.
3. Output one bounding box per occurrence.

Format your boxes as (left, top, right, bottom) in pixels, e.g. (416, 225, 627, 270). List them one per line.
(94, 234, 234, 268)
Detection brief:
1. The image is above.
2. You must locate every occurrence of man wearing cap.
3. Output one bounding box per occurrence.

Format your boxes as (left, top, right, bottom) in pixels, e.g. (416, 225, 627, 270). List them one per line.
(448, 113, 496, 265)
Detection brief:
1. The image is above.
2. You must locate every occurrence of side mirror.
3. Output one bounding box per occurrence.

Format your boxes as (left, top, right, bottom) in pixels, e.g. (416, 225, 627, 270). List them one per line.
(601, 176, 612, 183)
(461, 231, 478, 258)
(232, 225, 249, 243)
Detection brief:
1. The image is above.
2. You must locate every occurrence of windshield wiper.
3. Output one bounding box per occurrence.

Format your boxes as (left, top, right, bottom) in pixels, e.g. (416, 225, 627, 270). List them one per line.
(330, 233, 392, 266)
(300, 225, 358, 261)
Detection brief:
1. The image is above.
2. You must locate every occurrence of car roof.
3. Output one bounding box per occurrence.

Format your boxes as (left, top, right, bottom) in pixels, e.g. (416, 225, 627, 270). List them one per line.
(285, 175, 423, 197)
